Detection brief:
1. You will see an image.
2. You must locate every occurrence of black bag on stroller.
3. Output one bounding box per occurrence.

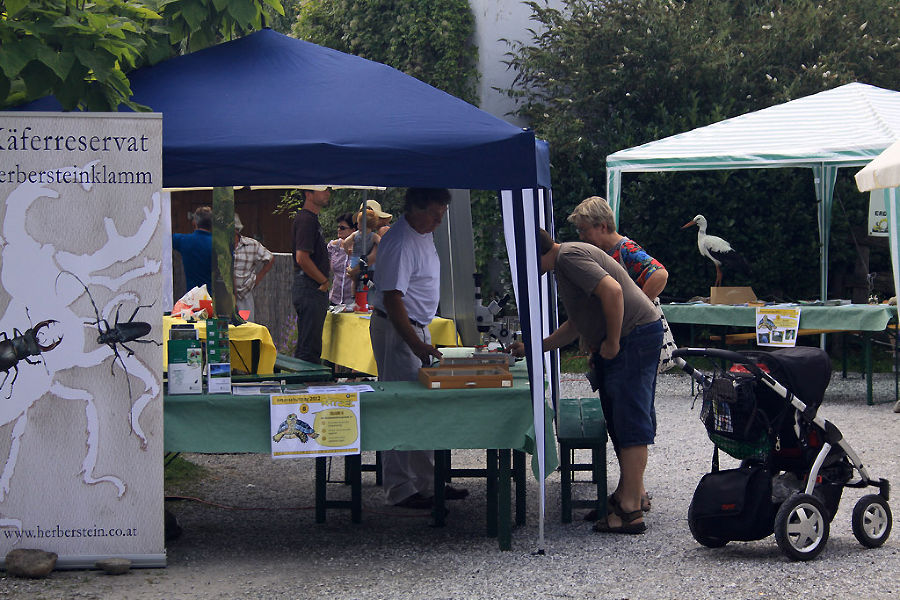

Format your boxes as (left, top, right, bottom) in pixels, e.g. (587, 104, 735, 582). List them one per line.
(689, 463, 776, 544)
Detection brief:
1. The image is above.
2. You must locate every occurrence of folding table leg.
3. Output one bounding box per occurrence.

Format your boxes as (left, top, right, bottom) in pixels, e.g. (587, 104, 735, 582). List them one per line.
(486, 449, 498, 537)
(865, 332, 873, 405)
(347, 454, 362, 523)
(432, 450, 448, 527)
(498, 449, 512, 551)
(560, 443, 572, 523)
(315, 457, 327, 523)
(513, 450, 526, 526)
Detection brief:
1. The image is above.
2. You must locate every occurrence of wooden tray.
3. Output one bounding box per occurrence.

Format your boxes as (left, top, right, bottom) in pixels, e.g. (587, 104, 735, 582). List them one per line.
(439, 353, 511, 369)
(418, 366, 513, 389)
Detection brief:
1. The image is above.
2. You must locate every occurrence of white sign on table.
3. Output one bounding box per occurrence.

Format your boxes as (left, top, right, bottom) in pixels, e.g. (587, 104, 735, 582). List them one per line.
(0, 112, 165, 567)
(756, 307, 801, 347)
(270, 393, 361, 458)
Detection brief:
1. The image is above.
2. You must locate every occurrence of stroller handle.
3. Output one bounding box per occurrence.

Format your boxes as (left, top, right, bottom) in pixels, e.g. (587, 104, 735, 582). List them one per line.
(671, 347, 769, 378)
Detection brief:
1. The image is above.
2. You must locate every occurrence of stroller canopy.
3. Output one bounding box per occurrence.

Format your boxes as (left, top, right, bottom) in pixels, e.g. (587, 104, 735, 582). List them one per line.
(759, 347, 832, 409)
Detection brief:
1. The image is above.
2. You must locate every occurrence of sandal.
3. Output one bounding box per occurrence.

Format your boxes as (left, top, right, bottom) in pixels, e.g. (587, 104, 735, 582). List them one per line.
(582, 492, 651, 521)
(592, 500, 647, 535)
(610, 492, 652, 513)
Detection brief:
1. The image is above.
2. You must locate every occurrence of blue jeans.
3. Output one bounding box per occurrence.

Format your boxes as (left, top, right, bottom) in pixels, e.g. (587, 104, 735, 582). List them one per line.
(594, 319, 663, 449)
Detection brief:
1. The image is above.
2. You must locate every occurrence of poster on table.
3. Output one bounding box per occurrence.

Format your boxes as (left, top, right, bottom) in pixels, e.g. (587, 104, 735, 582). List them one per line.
(270, 393, 361, 458)
(755, 306, 801, 348)
(0, 113, 165, 567)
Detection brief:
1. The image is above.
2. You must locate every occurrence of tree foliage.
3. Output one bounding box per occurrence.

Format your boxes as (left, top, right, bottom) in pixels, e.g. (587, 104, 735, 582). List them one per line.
(293, 0, 479, 105)
(505, 0, 900, 301)
(0, 0, 283, 111)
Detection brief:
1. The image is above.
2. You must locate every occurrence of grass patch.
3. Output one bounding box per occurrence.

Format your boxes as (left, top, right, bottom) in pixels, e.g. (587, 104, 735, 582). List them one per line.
(560, 347, 589, 373)
(164, 454, 208, 490)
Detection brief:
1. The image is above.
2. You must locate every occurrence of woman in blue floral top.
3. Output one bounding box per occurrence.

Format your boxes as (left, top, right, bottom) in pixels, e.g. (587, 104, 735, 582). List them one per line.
(570, 196, 668, 301)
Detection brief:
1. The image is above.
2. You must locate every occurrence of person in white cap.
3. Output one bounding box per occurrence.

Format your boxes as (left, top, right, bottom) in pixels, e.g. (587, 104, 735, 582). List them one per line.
(233, 213, 274, 320)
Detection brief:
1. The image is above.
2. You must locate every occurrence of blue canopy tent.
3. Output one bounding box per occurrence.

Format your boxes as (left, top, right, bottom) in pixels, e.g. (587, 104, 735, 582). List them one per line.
(21, 29, 553, 548)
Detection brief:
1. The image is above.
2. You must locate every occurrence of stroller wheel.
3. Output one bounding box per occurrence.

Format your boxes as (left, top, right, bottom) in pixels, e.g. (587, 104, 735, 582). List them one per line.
(774, 493, 830, 561)
(852, 494, 892, 548)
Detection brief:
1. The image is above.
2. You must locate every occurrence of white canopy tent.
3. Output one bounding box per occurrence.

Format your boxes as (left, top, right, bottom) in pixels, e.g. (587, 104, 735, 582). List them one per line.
(856, 139, 900, 313)
(606, 83, 900, 300)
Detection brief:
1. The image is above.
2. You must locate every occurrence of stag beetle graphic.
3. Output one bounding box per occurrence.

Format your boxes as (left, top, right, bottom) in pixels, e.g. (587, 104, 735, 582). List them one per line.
(57, 271, 161, 400)
(0, 309, 62, 399)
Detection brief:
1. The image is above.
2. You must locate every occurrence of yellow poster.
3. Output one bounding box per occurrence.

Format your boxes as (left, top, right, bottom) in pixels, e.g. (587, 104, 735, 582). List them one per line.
(756, 307, 801, 347)
(270, 392, 361, 458)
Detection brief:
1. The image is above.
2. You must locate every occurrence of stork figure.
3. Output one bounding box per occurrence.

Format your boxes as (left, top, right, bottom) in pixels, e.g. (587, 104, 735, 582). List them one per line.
(681, 214, 750, 287)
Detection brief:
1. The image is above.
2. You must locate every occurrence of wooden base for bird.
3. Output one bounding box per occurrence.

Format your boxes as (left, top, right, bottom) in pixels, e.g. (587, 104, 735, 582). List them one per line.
(709, 286, 757, 305)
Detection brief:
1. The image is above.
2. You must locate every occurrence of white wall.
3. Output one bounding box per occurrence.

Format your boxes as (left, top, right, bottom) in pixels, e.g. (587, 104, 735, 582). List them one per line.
(470, 0, 565, 126)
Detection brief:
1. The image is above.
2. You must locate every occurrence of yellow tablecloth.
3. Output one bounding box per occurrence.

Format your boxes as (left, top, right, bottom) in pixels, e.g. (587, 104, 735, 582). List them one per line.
(321, 311, 459, 375)
(162, 316, 277, 374)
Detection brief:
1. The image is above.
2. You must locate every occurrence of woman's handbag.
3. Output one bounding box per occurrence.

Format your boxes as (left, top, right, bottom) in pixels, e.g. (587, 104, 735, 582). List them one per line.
(655, 298, 677, 373)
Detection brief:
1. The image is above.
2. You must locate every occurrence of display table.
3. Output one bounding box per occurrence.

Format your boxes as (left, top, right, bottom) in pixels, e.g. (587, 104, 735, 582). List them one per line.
(662, 302, 897, 404)
(321, 311, 460, 375)
(162, 316, 277, 374)
(164, 370, 556, 550)
(662, 302, 896, 330)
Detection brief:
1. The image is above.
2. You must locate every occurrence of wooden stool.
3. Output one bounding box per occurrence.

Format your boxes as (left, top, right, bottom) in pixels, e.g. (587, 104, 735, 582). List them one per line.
(557, 397, 608, 523)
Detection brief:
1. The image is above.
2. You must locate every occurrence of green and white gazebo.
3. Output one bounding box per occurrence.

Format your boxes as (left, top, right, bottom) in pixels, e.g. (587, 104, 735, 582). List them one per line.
(607, 82, 900, 300)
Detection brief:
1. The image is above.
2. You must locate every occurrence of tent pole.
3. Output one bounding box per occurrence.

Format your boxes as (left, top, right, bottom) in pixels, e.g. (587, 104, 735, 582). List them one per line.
(606, 168, 622, 228)
(503, 189, 546, 553)
(814, 165, 838, 349)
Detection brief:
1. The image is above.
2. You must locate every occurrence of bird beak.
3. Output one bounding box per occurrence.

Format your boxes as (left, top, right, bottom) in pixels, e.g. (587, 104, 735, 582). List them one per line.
(681, 220, 697, 229)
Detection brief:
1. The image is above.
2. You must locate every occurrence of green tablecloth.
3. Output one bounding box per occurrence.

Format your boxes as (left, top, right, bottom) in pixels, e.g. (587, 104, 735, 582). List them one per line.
(165, 376, 558, 477)
(662, 303, 896, 331)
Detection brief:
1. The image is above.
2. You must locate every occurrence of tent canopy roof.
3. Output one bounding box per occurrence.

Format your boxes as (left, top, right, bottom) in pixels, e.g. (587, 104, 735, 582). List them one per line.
(23, 29, 547, 191)
(607, 83, 900, 172)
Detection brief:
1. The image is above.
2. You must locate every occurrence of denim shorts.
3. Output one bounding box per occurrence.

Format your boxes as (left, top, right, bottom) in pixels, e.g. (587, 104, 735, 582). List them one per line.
(593, 319, 663, 449)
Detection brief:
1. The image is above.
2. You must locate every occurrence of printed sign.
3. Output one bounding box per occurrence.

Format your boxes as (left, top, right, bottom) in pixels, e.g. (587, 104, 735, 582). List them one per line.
(868, 189, 890, 237)
(270, 393, 361, 458)
(0, 112, 165, 567)
(756, 307, 801, 347)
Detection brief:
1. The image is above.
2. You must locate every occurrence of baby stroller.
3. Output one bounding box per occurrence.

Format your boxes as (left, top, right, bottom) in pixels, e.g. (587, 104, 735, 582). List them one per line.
(672, 346, 892, 561)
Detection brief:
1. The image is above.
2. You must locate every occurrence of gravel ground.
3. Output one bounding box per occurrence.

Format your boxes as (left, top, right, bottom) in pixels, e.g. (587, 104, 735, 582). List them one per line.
(3, 370, 899, 600)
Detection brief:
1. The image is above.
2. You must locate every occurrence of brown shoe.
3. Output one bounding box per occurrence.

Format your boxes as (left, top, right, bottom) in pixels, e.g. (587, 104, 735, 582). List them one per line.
(394, 493, 433, 509)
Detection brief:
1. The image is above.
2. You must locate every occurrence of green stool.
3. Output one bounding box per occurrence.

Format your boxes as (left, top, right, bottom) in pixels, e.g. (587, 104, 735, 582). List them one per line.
(557, 397, 608, 523)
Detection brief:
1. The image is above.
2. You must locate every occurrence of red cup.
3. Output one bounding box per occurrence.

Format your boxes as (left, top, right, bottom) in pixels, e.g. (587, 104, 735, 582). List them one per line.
(355, 290, 368, 312)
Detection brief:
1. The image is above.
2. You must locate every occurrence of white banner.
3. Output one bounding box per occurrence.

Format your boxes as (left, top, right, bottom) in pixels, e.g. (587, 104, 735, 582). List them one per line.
(869, 189, 890, 237)
(0, 112, 165, 567)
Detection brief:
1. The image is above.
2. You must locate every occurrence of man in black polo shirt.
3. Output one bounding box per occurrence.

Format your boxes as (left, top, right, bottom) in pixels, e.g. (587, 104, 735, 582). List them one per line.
(292, 188, 331, 363)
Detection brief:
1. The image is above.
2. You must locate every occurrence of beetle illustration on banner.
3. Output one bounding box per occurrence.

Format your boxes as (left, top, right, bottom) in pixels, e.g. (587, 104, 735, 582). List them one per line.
(0, 112, 166, 566)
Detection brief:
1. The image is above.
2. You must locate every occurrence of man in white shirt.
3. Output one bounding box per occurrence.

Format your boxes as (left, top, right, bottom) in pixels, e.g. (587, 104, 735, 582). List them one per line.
(368, 188, 468, 509)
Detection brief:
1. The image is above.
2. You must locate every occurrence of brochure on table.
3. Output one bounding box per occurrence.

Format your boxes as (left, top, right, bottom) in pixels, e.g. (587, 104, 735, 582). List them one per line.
(756, 306, 801, 347)
(270, 392, 361, 458)
(205, 317, 231, 393)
